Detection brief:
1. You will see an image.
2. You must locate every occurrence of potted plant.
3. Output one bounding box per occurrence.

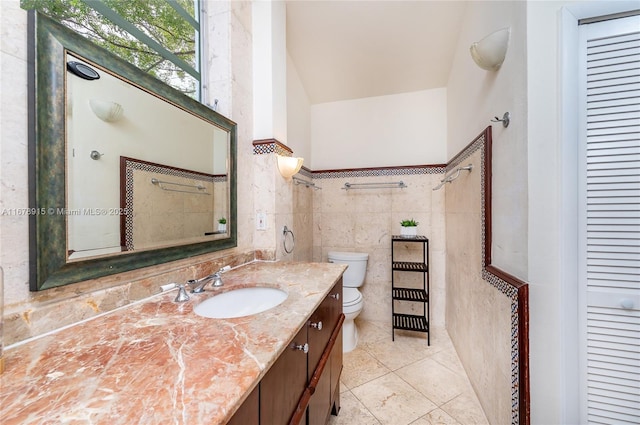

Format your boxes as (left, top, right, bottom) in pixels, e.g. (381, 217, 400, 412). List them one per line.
(400, 218, 419, 237)
(218, 217, 227, 232)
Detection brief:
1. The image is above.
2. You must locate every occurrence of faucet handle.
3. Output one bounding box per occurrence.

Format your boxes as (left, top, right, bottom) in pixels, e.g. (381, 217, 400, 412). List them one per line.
(174, 284, 190, 302)
(211, 272, 223, 287)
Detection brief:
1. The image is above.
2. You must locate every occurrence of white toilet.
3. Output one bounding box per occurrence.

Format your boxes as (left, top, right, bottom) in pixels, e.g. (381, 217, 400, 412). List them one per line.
(328, 251, 368, 353)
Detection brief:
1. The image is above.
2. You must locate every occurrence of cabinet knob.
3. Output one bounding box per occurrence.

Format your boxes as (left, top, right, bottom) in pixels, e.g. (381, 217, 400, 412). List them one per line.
(292, 343, 309, 354)
(329, 293, 340, 301)
(310, 321, 323, 331)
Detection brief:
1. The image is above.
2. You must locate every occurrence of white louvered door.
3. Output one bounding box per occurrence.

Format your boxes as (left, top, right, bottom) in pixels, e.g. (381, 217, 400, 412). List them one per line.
(579, 13, 640, 425)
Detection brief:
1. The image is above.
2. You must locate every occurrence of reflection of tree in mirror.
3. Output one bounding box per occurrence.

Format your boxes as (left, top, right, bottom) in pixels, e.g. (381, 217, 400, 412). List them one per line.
(22, 0, 200, 97)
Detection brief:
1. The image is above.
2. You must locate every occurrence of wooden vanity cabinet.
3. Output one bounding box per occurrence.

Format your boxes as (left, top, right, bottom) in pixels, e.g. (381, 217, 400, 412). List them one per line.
(260, 325, 309, 425)
(227, 386, 259, 425)
(307, 280, 342, 425)
(228, 278, 343, 425)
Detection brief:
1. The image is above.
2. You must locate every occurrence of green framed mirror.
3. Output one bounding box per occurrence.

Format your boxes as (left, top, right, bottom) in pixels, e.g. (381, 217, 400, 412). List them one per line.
(28, 12, 237, 290)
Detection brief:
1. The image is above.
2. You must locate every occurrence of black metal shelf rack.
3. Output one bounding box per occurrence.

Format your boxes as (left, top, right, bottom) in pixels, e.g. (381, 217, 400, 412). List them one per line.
(391, 235, 430, 345)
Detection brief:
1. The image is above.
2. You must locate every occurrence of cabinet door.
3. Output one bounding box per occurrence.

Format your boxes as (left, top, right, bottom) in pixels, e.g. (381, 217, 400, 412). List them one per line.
(326, 279, 342, 337)
(308, 294, 331, 377)
(260, 326, 308, 425)
(227, 386, 259, 425)
(308, 279, 344, 424)
(307, 293, 331, 425)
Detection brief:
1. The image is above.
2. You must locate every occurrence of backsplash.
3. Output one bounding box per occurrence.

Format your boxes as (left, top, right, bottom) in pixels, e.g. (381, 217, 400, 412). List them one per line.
(3, 249, 273, 347)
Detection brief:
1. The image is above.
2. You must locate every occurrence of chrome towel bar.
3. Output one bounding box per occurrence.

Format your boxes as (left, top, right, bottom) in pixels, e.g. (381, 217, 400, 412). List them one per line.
(342, 181, 407, 190)
(432, 164, 473, 191)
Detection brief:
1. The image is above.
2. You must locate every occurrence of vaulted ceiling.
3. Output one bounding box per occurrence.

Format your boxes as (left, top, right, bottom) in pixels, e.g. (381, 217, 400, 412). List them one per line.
(285, 0, 469, 104)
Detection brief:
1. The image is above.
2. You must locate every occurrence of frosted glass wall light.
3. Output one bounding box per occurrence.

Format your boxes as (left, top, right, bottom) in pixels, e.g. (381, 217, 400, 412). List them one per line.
(470, 27, 510, 71)
(89, 99, 124, 122)
(277, 155, 304, 179)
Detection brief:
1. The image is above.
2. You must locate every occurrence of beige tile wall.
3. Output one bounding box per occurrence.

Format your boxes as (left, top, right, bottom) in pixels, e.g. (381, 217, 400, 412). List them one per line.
(132, 170, 217, 250)
(444, 149, 513, 425)
(311, 171, 446, 327)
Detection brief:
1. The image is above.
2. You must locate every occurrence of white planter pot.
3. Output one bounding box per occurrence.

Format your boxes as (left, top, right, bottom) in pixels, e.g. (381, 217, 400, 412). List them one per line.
(218, 223, 227, 232)
(400, 226, 417, 237)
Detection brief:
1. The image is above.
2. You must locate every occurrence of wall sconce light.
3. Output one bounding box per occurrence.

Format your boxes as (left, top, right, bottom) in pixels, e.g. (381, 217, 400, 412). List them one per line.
(470, 27, 510, 71)
(277, 154, 304, 179)
(89, 99, 124, 122)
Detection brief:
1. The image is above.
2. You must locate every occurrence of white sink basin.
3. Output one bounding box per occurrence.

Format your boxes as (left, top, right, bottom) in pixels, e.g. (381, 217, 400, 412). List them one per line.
(193, 287, 288, 319)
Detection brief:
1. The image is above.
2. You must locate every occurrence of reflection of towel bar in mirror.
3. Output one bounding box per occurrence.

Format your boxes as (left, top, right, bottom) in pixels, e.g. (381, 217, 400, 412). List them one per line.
(151, 177, 210, 195)
(342, 181, 407, 190)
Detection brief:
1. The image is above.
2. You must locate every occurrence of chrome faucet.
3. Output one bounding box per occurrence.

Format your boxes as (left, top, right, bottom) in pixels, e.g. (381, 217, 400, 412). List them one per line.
(187, 269, 225, 293)
(188, 274, 215, 293)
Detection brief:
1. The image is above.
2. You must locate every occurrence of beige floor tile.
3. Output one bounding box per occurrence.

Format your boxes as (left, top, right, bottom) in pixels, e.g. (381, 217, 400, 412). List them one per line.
(341, 347, 391, 389)
(356, 318, 390, 344)
(351, 373, 438, 425)
(328, 390, 382, 425)
(335, 320, 488, 425)
(360, 332, 438, 371)
(410, 408, 461, 425)
(430, 327, 456, 349)
(440, 391, 489, 425)
(430, 347, 467, 376)
(396, 357, 469, 406)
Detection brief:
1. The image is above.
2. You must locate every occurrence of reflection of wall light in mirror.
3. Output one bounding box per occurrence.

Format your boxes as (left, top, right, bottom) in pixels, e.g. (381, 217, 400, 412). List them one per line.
(89, 99, 124, 123)
(277, 155, 304, 179)
(470, 27, 510, 71)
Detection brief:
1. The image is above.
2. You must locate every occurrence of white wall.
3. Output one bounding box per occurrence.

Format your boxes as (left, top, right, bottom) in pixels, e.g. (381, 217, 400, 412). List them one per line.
(252, 0, 287, 143)
(286, 51, 311, 161)
(446, 0, 528, 281)
(310, 88, 447, 170)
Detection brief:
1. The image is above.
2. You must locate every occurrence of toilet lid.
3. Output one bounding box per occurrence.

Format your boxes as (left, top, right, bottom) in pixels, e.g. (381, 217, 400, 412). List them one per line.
(343, 287, 362, 306)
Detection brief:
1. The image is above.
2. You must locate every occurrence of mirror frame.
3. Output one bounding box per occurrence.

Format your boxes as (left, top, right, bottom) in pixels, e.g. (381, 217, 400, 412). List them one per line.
(28, 12, 237, 291)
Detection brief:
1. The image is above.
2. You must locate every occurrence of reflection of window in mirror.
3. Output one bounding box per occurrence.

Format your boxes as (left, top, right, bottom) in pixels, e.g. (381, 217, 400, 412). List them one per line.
(22, 0, 202, 99)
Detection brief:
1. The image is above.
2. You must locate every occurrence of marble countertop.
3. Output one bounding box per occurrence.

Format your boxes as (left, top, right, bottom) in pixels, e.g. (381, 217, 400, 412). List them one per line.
(0, 261, 346, 425)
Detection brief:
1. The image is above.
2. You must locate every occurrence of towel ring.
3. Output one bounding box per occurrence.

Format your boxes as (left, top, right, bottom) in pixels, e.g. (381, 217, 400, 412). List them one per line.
(283, 225, 295, 254)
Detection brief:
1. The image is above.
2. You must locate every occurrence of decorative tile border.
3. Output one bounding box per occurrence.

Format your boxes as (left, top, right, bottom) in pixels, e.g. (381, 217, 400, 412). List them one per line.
(121, 157, 217, 250)
(311, 165, 445, 179)
(252, 138, 293, 156)
(251, 139, 445, 179)
(449, 128, 528, 425)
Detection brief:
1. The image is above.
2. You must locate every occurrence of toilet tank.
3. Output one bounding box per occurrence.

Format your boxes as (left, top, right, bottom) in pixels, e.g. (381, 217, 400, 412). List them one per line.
(328, 251, 368, 288)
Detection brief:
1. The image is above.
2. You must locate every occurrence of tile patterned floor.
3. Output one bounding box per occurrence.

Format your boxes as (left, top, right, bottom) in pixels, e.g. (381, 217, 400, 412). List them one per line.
(329, 320, 489, 425)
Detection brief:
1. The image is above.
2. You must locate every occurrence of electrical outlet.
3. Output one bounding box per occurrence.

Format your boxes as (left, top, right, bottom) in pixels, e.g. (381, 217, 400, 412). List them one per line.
(256, 213, 267, 230)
